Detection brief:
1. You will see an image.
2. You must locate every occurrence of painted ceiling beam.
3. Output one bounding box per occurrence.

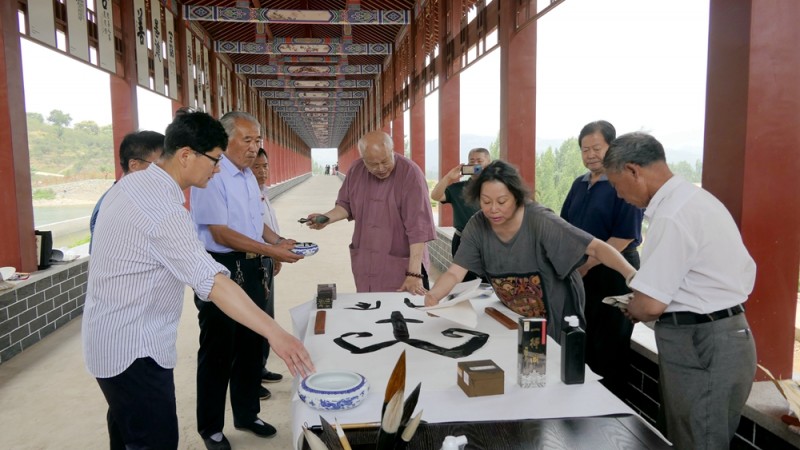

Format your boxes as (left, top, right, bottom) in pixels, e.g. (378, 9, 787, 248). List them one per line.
(249, 79, 372, 88)
(267, 99, 363, 107)
(259, 91, 368, 99)
(236, 64, 380, 75)
(273, 106, 360, 112)
(216, 39, 391, 55)
(185, 6, 410, 25)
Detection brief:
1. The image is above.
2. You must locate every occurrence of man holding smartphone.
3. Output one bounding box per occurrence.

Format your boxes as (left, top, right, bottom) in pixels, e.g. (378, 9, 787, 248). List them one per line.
(430, 147, 492, 281)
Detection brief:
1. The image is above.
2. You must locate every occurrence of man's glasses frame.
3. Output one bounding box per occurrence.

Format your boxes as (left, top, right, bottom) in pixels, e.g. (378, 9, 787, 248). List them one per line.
(131, 157, 155, 166)
(194, 150, 222, 166)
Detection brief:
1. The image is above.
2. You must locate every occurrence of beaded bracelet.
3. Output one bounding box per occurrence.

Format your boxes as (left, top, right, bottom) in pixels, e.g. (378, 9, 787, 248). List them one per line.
(405, 271, 423, 279)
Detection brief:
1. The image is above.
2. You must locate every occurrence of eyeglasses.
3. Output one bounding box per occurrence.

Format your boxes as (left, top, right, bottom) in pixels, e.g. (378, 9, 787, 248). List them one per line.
(131, 158, 155, 166)
(194, 150, 222, 166)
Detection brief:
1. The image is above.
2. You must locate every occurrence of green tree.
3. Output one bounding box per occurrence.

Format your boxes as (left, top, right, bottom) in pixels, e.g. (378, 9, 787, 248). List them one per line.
(47, 109, 72, 128)
(669, 159, 703, 183)
(534, 137, 585, 212)
(489, 133, 500, 161)
(75, 120, 100, 135)
(27, 112, 44, 124)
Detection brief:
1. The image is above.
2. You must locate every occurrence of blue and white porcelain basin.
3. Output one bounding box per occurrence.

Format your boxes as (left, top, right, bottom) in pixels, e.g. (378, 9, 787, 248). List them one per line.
(298, 371, 369, 411)
(292, 242, 319, 257)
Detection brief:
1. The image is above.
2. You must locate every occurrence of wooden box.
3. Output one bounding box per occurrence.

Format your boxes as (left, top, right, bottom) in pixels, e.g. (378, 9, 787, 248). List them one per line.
(457, 359, 504, 397)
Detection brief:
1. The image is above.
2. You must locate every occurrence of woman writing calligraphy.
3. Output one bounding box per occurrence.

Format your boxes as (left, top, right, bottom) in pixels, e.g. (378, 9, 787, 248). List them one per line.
(424, 160, 637, 339)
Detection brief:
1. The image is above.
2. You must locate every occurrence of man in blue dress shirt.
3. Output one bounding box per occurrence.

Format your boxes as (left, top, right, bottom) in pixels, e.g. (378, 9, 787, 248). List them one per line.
(191, 111, 303, 449)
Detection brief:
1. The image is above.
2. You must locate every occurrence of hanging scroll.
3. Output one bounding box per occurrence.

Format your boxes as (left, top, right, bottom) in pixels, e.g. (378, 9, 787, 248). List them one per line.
(97, 0, 115, 72)
(203, 46, 211, 112)
(165, 9, 178, 99)
(195, 36, 205, 111)
(133, 0, 150, 87)
(28, 0, 56, 47)
(66, 0, 89, 61)
(150, 0, 165, 95)
(215, 59, 223, 113)
(185, 27, 195, 108)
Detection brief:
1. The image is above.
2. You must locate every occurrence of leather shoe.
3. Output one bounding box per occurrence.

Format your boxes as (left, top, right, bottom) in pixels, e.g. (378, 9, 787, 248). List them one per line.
(259, 386, 272, 400)
(202, 434, 231, 450)
(261, 369, 283, 383)
(234, 418, 277, 438)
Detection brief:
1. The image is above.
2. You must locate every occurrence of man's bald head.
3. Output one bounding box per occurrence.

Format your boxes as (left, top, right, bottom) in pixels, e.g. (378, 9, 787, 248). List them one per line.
(358, 131, 396, 180)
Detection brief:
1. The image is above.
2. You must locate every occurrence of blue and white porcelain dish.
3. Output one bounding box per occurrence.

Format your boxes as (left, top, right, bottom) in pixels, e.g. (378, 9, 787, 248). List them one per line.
(292, 242, 319, 257)
(298, 371, 369, 411)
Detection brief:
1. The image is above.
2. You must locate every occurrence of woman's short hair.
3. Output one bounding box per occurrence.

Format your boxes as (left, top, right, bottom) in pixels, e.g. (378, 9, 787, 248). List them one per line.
(578, 120, 616, 147)
(464, 160, 531, 207)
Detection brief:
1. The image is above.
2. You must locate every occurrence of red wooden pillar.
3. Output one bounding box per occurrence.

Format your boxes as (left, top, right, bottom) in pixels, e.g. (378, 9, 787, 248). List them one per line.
(703, 0, 800, 379)
(391, 50, 405, 154)
(110, 0, 140, 180)
(437, 0, 463, 227)
(498, 8, 537, 188)
(0, 1, 36, 271)
(409, 13, 425, 170)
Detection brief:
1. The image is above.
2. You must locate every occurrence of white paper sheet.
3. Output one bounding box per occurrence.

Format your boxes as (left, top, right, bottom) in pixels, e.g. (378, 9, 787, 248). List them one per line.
(290, 292, 634, 444)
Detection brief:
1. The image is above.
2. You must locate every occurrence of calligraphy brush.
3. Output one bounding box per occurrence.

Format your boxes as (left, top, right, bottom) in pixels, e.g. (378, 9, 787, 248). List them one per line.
(376, 388, 404, 450)
(334, 418, 352, 450)
(318, 416, 344, 449)
(302, 425, 330, 450)
(400, 382, 421, 426)
(396, 410, 424, 450)
(382, 350, 407, 416)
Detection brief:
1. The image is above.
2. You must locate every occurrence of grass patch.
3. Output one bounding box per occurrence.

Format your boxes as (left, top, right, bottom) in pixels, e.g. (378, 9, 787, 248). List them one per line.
(69, 234, 91, 247)
(32, 188, 56, 200)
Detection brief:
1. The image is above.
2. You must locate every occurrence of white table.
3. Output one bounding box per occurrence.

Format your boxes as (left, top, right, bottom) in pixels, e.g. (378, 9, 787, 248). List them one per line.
(290, 292, 635, 443)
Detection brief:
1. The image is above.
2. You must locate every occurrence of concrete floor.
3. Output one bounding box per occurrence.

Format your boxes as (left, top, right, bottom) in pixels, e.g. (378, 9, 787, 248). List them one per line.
(0, 175, 359, 449)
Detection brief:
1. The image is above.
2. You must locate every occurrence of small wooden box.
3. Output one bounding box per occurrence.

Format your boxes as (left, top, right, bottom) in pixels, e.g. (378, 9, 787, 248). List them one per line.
(457, 359, 504, 397)
(317, 283, 337, 300)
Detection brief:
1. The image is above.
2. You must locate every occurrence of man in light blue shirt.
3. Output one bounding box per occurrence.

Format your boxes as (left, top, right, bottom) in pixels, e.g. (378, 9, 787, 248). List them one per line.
(191, 111, 302, 450)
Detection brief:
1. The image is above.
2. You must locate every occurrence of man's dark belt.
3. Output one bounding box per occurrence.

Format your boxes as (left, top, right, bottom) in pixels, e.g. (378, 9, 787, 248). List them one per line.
(658, 304, 744, 325)
(209, 251, 260, 261)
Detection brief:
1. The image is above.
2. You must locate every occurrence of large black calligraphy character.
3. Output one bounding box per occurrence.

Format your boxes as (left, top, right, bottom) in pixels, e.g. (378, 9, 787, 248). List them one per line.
(333, 311, 488, 358)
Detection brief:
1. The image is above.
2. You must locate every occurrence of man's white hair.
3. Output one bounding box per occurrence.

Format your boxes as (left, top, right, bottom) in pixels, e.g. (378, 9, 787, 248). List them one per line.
(357, 131, 393, 157)
(219, 111, 260, 140)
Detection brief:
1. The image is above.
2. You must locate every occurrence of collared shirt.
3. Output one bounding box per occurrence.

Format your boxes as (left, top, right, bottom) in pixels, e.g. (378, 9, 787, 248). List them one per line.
(336, 154, 436, 292)
(190, 156, 265, 252)
(560, 172, 643, 252)
(83, 164, 228, 378)
(630, 176, 756, 314)
(260, 184, 280, 236)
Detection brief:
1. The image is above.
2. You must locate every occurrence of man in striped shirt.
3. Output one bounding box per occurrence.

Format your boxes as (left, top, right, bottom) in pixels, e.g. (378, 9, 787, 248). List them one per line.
(83, 112, 314, 450)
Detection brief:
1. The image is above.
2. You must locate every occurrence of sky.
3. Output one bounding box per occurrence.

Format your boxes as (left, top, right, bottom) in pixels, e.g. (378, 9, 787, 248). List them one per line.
(20, 0, 710, 167)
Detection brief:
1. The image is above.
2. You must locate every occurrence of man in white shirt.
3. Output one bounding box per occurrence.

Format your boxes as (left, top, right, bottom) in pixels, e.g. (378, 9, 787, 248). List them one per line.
(603, 132, 756, 450)
(83, 112, 314, 450)
(252, 148, 288, 391)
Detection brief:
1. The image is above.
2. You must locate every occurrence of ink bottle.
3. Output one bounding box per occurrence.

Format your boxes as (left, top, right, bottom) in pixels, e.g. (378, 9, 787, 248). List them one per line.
(560, 315, 585, 385)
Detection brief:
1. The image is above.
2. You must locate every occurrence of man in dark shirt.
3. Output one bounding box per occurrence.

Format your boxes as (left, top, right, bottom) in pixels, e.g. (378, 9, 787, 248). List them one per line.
(430, 148, 492, 281)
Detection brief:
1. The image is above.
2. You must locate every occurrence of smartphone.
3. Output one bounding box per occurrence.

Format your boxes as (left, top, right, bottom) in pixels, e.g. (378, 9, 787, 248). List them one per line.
(461, 164, 482, 175)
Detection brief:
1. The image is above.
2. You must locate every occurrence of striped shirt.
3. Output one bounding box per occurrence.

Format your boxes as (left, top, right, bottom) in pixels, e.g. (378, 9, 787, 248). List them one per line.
(82, 164, 229, 378)
(260, 184, 280, 235)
